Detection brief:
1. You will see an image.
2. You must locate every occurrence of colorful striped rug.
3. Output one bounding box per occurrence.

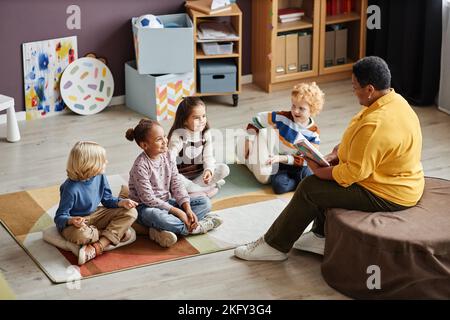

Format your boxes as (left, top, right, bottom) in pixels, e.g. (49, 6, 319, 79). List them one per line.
(0, 165, 293, 283)
(0, 272, 15, 299)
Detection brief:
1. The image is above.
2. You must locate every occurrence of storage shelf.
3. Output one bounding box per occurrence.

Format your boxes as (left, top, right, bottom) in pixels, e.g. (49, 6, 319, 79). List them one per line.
(325, 12, 361, 25)
(252, 0, 367, 93)
(189, 3, 242, 103)
(277, 17, 314, 33)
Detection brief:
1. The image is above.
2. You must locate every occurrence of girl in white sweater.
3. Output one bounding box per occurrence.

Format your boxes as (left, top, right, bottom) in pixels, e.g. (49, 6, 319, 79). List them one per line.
(168, 97, 230, 198)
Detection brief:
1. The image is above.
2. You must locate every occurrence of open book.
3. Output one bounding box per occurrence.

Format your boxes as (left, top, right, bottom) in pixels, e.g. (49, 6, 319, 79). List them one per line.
(294, 136, 330, 167)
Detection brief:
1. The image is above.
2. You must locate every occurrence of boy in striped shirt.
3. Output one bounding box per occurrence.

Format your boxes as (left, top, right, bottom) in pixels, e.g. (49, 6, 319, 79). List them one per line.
(244, 82, 325, 194)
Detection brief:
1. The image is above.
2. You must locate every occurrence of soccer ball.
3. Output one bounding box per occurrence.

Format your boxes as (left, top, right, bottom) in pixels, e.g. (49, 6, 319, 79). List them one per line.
(135, 14, 163, 28)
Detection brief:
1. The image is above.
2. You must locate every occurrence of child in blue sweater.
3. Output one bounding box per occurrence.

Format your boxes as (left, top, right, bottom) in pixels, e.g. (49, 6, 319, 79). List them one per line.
(54, 141, 138, 265)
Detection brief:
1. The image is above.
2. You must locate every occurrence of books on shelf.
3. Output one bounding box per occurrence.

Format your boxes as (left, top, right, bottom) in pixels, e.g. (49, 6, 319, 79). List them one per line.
(185, 0, 232, 15)
(279, 17, 303, 24)
(326, 0, 353, 16)
(278, 7, 305, 24)
(294, 135, 330, 167)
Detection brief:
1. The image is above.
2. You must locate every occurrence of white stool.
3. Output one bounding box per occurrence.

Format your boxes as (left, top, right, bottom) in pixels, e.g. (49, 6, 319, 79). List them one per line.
(0, 95, 21, 142)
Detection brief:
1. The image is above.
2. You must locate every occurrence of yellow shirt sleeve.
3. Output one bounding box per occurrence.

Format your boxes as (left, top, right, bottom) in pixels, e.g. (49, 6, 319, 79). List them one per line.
(332, 122, 382, 187)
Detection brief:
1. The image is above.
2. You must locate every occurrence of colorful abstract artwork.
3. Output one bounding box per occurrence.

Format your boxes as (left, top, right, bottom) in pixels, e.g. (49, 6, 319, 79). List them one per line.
(22, 36, 78, 120)
(60, 57, 114, 115)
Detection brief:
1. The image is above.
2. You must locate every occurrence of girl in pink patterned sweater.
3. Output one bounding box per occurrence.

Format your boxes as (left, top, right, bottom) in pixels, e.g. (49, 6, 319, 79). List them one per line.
(126, 119, 222, 248)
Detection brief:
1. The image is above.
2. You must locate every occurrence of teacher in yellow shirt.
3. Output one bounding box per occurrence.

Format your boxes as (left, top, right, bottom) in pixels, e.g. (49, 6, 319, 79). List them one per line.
(235, 56, 425, 261)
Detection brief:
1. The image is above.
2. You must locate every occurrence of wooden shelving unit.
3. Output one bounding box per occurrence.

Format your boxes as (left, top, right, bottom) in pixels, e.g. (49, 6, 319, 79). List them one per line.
(187, 4, 242, 106)
(252, 0, 367, 92)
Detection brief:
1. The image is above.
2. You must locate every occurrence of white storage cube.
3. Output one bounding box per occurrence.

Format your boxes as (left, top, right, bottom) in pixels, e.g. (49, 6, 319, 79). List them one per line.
(125, 61, 195, 121)
(132, 13, 194, 74)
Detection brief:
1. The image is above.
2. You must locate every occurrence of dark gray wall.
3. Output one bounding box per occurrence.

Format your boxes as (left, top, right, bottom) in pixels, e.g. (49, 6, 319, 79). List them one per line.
(0, 0, 251, 112)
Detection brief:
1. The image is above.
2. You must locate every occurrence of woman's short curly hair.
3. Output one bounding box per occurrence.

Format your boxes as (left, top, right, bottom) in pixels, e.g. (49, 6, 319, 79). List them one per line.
(291, 82, 325, 116)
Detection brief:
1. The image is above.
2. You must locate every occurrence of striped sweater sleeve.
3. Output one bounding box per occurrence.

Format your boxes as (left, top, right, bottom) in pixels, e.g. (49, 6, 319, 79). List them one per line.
(246, 111, 274, 133)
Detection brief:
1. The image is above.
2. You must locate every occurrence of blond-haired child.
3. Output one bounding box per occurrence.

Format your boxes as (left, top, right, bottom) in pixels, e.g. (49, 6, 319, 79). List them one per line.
(243, 82, 325, 193)
(54, 141, 138, 265)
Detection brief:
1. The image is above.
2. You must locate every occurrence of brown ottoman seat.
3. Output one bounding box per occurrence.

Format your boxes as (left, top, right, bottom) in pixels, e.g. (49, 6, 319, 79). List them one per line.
(321, 177, 450, 299)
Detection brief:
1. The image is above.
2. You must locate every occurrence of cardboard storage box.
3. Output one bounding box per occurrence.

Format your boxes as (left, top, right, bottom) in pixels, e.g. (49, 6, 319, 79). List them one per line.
(197, 59, 237, 93)
(132, 13, 194, 74)
(125, 61, 195, 121)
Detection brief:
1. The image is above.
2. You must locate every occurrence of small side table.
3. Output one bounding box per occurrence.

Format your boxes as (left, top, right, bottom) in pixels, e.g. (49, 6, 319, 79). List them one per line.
(0, 95, 21, 142)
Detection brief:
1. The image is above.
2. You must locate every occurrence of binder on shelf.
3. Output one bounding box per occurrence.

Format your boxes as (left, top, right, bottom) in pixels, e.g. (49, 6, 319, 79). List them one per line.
(275, 35, 286, 75)
(325, 30, 335, 67)
(298, 32, 312, 72)
(285, 33, 298, 73)
(335, 28, 348, 65)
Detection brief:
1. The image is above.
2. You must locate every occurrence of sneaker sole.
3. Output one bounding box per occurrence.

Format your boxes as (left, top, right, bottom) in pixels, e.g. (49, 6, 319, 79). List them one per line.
(292, 244, 324, 256)
(234, 249, 288, 261)
(78, 246, 88, 265)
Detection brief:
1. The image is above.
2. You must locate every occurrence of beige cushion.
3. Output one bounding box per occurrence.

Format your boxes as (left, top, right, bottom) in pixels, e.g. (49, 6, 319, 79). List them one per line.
(42, 226, 79, 256)
(43, 184, 138, 254)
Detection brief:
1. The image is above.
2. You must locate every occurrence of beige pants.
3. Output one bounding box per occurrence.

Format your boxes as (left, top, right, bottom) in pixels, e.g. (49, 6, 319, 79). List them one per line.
(61, 206, 137, 246)
(237, 128, 278, 184)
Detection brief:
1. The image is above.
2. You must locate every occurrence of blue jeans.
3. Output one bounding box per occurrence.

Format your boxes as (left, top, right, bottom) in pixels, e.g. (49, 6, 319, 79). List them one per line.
(271, 163, 313, 194)
(137, 196, 211, 235)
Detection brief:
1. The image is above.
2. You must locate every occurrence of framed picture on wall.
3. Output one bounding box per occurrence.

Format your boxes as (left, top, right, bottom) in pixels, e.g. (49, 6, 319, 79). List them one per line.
(22, 36, 78, 120)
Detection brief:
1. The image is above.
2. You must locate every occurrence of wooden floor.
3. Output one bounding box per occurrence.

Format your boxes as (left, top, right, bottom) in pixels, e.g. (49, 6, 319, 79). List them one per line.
(0, 80, 449, 299)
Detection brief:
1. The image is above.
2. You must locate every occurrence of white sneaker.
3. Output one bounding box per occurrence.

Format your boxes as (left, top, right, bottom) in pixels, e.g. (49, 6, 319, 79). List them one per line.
(104, 227, 137, 251)
(204, 214, 223, 228)
(234, 237, 288, 261)
(78, 244, 98, 265)
(149, 228, 177, 247)
(293, 231, 325, 255)
(191, 218, 215, 234)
